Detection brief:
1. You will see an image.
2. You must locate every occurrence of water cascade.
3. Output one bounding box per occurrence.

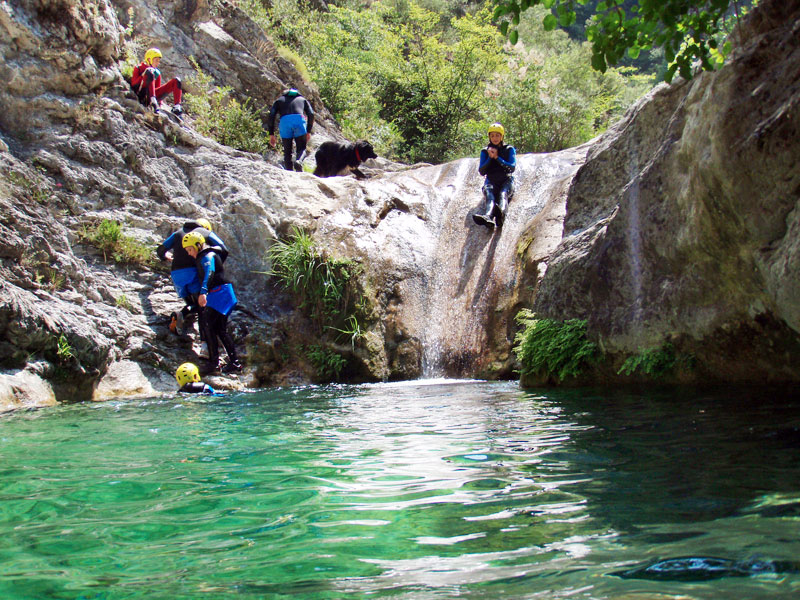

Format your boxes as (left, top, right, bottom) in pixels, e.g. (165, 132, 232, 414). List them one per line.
(398, 147, 590, 377)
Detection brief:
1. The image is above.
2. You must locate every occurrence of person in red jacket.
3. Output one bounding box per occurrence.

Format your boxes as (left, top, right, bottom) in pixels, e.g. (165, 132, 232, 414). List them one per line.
(130, 48, 183, 116)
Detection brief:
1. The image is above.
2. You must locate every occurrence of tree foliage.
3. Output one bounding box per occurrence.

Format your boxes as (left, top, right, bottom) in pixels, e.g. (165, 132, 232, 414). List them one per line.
(492, 0, 753, 82)
(241, 0, 655, 162)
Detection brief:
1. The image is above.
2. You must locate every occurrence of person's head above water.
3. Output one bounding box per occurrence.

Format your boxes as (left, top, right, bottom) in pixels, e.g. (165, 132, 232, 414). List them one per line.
(195, 218, 212, 232)
(176, 362, 200, 387)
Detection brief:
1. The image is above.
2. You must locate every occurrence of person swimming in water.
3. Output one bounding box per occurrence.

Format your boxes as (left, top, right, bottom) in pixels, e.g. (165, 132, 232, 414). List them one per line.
(175, 362, 215, 394)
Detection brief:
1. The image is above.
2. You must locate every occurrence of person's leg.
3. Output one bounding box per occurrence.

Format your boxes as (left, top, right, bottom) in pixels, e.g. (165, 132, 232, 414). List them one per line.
(493, 180, 511, 227)
(155, 78, 183, 110)
(473, 180, 497, 228)
(215, 314, 242, 372)
(200, 309, 222, 374)
(293, 134, 308, 172)
(280, 137, 294, 170)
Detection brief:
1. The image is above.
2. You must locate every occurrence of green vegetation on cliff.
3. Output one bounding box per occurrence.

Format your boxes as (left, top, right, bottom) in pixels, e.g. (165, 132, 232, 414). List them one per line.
(241, 0, 654, 163)
(267, 227, 368, 381)
(513, 310, 598, 381)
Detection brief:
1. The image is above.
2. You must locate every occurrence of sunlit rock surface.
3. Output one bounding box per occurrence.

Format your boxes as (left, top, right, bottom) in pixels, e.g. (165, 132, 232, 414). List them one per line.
(0, 0, 798, 409)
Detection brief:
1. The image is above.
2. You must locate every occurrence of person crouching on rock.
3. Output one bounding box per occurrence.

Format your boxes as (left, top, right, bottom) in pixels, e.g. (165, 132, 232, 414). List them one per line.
(176, 362, 215, 394)
(182, 231, 242, 376)
(474, 122, 516, 229)
(156, 218, 228, 338)
(130, 47, 184, 117)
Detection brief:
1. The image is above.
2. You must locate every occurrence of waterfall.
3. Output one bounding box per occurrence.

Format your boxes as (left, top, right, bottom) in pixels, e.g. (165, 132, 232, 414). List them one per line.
(412, 148, 589, 378)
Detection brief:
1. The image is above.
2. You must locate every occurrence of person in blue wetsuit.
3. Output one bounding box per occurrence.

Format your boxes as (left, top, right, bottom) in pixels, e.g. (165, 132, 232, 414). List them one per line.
(267, 87, 315, 172)
(175, 362, 215, 394)
(182, 231, 242, 376)
(474, 122, 516, 229)
(156, 218, 228, 335)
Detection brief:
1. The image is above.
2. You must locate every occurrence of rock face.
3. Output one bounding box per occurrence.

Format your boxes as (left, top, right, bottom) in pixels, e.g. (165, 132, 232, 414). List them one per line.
(0, 0, 798, 411)
(533, 0, 800, 383)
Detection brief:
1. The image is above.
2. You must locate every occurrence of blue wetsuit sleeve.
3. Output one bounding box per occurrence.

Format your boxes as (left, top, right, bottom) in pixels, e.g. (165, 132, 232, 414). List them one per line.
(497, 146, 516, 173)
(156, 232, 178, 261)
(199, 253, 215, 295)
(478, 149, 491, 176)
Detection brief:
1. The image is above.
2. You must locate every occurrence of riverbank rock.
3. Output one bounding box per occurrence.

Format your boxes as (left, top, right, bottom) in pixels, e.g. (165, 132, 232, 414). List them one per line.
(0, 0, 798, 410)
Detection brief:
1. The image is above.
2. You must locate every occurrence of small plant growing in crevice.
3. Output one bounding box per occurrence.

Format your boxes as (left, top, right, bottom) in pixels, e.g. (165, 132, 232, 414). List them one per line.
(7, 170, 51, 204)
(513, 310, 598, 382)
(115, 294, 134, 312)
(56, 334, 74, 363)
(79, 219, 154, 266)
(304, 344, 348, 381)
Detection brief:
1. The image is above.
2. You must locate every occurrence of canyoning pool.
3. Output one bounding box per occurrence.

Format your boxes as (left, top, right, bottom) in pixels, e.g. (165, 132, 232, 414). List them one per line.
(1, 380, 799, 599)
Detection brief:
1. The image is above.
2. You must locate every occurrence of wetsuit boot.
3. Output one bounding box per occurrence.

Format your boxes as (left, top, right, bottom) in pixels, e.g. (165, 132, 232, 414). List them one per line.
(473, 189, 496, 228)
(494, 190, 509, 228)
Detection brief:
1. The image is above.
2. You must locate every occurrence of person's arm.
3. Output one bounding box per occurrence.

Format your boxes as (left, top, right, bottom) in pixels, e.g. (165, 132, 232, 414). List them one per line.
(198, 253, 216, 296)
(478, 148, 491, 176)
(156, 232, 177, 261)
(497, 146, 516, 173)
(304, 99, 315, 133)
(267, 101, 278, 146)
(131, 64, 143, 88)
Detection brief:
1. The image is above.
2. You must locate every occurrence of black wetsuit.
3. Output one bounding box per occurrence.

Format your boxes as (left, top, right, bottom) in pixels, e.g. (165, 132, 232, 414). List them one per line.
(179, 381, 215, 394)
(196, 247, 239, 370)
(267, 90, 315, 171)
(156, 222, 229, 322)
(475, 143, 517, 227)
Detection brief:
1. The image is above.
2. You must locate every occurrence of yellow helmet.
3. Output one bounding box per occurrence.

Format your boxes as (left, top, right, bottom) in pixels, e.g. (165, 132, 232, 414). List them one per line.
(488, 122, 505, 137)
(144, 48, 162, 65)
(182, 231, 205, 249)
(196, 218, 212, 231)
(176, 362, 200, 386)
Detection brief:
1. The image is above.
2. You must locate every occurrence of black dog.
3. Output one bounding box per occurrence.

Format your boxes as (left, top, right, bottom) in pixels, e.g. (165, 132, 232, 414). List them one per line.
(313, 140, 377, 179)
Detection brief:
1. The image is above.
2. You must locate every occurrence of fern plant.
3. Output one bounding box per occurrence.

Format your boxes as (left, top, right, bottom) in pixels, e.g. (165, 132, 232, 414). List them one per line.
(513, 310, 598, 381)
(618, 343, 683, 378)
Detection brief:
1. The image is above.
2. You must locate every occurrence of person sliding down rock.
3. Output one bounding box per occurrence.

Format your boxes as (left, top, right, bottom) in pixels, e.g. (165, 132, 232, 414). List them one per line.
(182, 231, 242, 376)
(474, 122, 516, 229)
(130, 48, 184, 117)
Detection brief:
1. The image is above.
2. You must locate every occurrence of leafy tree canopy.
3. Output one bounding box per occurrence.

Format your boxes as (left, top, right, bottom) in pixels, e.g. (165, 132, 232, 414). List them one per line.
(492, 0, 751, 81)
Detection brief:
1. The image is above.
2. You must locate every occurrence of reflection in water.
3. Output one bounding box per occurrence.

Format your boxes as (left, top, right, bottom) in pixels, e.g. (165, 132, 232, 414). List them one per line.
(0, 382, 798, 599)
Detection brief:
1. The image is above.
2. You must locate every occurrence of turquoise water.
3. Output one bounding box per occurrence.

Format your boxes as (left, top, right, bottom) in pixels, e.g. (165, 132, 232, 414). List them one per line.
(1, 380, 799, 599)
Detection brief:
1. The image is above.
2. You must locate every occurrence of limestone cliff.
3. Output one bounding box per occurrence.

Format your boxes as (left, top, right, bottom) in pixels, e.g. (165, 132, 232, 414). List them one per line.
(0, 0, 798, 411)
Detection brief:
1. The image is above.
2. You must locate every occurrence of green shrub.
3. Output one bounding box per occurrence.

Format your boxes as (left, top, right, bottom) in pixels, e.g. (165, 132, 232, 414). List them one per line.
(80, 219, 153, 266)
(305, 344, 348, 381)
(618, 343, 683, 378)
(184, 57, 269, 154)
(513, 310, 598, 381)
(56, 334, 74, 363)
(267, 227, 364, 342)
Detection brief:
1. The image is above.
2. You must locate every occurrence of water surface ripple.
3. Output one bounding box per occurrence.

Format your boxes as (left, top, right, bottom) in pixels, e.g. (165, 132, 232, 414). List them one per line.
(1, 381, 799, 599)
